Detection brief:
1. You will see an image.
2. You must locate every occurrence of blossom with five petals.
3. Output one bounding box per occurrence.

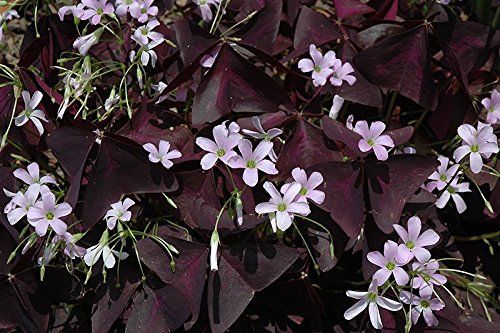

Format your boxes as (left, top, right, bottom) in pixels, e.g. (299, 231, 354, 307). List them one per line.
(27, 192, 72, 236)
(393, 216, 439, 264)
(104, 198, 135, 230)
(281, 167, 325, 205)
(353, 120, 394, 161)
(143, 140, 182, 169)
(196, 124, 242, 170)
(453, 122, 498, 173)
(15, 91, 48, 135)
(298, 44, 337, 87)
(367, 240, 410, 286)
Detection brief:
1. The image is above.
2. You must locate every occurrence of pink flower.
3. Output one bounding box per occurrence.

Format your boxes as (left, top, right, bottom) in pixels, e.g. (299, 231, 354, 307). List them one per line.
(281, 167, 325, 205)
(393, 216, 439, 264)
(411, 259, 447, 292)
(13, 162, 56, 192)
(15, 91, 48, 135)
(255, 182, 311, 232)
(73, 28, 103, 55)
(367, 240, 410, 286)
(104, 198, 135, 230)
(330, 60, 356, 87)
(428, 156, 460, 191)
(80, 0, 114, 25)
(400, 288, 444, 327)
(344, 280, 402, 330)
(228, 139, 278, 187)
(196, 123, 242, 170)
(298, 44, 337, 87)
(453, 122, 498, 174)
(482, 89, 500, 124)
(129, 0, 158, 23)
(27, 192, 72, 236)
(6, 185, 40, 225)
(353, 120, 395, 161)
(143, 140, 181, 169)
(133, 19, 164, 45)
(436, 178, 470, 213)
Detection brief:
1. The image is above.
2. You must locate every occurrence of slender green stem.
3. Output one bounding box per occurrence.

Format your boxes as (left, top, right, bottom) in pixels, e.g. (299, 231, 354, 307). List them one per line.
(292, 222, 320, 273)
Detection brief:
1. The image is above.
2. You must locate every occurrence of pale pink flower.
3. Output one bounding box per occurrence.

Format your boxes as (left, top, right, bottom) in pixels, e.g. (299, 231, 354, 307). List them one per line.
(353, 120, 395, 161)
(209, 229, 219, 271)
(242, 116, 281, 162)
(281, 167, 325, 205)
(27, 192, 72, 236)
(228, 139, 278, 187)
(13, 162, 56, 193)
(453, 122, 498, 173)
(73, 28, 103, 55)
(84, 243, 128, 268)
(200, 45, 221, 68)
(15, 91, 48, 135)
(132, 39, 163, 67)
(482, 89, 500, 124)
(54, 232, 87, 259)
(6, 185, 40, 225)
(436, 178, 470, 213)
(0, 10, 19, 42)
(344, 280, 402, 330)
(58, 4, 85, 20)
(133, 19, 164, 45)
(255, 182, 311, 232)
(298, 44, 337, 87)
(346, 114, 354, 130)
(428, 156, 460, 191)
(129, 0, 158, 23)
(104, 198, 135, 230)
(400, 289, 444, 327)
(393, 216, 439, 264)
(143, 140, 181, 169)
(115, 0, 135, 16)
(329, 95, 345, 119)
(196, 123, 242, 170)
(80, 0, 114, 25)
(330, 60, 356, 87)
(411, 259, 447, 292)
(367, 240, 410, 286)
(193, 0, 220, 21)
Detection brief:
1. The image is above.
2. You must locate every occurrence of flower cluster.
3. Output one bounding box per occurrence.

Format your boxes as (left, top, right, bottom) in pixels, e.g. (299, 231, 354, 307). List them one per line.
(298, 44, 356, 87)
(345, 217, 447, 329)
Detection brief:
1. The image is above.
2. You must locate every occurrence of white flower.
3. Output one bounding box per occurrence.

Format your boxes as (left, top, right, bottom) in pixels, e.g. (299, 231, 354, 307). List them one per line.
(104, 198, 135, 230)
(209, 229, 219, 271)
(135, 39, 163, 67)
(344, 280, 402, 330)
(298, 44, 337, 87)
(143, 140, 182, 169)
(133, 19, 164, 45)
(329, 95, 345, 119)
(6, 185, 40, 225)
(73, 28, 103, 55)
(14, 91, 48, 135)
(27, 192, 72, 236)
(84, 243, 128, 268)
(436, 178, 471, 213)
(13, 162, 56, 193)
(428, 156, 461, 191)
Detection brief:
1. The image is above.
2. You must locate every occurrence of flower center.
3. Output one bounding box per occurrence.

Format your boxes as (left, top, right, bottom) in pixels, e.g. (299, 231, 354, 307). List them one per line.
(125, 0, 133, 4)
(367, 292, 377, 301)
(440, 174, 447, 181)
(470, 145, 479, 153)
(406, 240, 415, 250)
(246, 160, 256, 169)
(313, 65, 322, 73)
(46, 212, 54, 220)
(447, 186, 456, 194)
(216, 149, 226, 157)
(420, 300, 430, 308)
(97, 8, 104, 15)
(199, 0, 207, 4)
(367, 138, 375, 146)
(489, 107, 495, 113)
(386, 262, 396, 270)
(141, 27, 149, 35)
(141, 8, 147, 14)
(299, 187, 308, 196)
(422, 274, 431, 282)
(25, 107, 32, 117)
(277, 203, 287, 212)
